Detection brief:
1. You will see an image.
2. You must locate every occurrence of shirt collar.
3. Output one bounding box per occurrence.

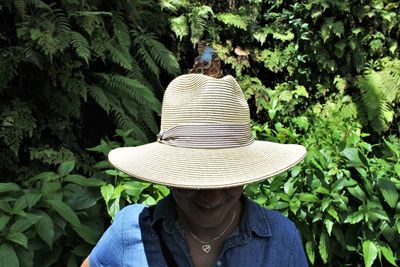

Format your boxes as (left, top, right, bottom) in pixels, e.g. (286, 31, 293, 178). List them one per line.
(240, 196, 271, 238)
(151, 194, 272, 238)
(151, 194, 177, 233)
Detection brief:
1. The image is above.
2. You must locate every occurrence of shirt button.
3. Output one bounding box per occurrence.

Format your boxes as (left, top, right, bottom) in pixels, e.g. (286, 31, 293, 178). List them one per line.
(216, 261, 222, 266)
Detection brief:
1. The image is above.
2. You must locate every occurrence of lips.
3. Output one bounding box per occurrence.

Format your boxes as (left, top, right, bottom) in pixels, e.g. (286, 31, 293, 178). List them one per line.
(194, 200, 225, 210)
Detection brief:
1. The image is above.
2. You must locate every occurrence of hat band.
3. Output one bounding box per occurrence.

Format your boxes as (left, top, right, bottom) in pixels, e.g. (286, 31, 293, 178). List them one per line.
(157, 124, 254, 148)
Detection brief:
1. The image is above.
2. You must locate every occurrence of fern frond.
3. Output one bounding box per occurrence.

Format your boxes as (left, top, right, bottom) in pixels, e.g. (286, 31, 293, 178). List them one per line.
(140, 105, 159, 134)
(112, 12, 131, 49)
(134, 33, 180, 76)
(170, 15, 189, 41)
(356, 70, 394, 133)
(96, 73, 160, 107)
(23, 46, 45, 68)
(54, 10, 71, 51)
(13, 0, 27, 19)
(381, 59, 400, 103)
(128, 58, 151, 86)
(0, 100, 36, 155)
(0, 49, 20, 88)
(88, 85, 111, 114)
(106, 41, 133, 70)
(160, 0, 189, 11)
(215, 13, 248, 30)
(133, 37, 160, 76)
(352, 48, 367, 73)
(189, 6, 213, 44)
(30, 0, 52, 11)
(60, 75, 88, 101)
(111, 107, 149, 142)
(70, 31, 91, 64)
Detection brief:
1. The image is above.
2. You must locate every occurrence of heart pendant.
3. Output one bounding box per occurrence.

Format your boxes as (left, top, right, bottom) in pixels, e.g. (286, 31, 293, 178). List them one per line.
(201, 244, 211, 253)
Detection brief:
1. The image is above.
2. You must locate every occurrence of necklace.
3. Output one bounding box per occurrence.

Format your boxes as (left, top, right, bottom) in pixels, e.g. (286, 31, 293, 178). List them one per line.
(189, 210, 237, 254)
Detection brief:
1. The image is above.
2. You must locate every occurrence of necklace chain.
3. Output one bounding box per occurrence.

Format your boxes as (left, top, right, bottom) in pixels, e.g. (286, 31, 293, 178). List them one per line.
(189, 209, 237, 246)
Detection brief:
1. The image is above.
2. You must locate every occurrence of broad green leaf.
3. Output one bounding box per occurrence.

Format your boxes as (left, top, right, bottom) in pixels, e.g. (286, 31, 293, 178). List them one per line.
(298, 193, 319, 202)
(283, 179, 296, 196)
(101, 184, 114, 204)
(362, 240, 378, 267)
(0, 183, 20, 193)
(0, 201, 12, 213)
(73, 224, 99, 245)
(341, 147, 364, 166)
(108, 197, 120, 219)
(348, 186, 367, 203)
(321, 197, 330, 212)
(318, 232, 329, 263)
(15, 247, 33, 267)
(394, 164, 400, 177)
(0, 215, 10, 231)
(71, 244, 91, 257)
(66, 187, 100, 211)
(58, 161, 76, 176)
(46, 199, 81, 227)
(67, 255, 78, 267)
(7, 232, 28, 248)
(378, 179, 398, 208)
(142, 195, 156, 206)
(10, 215, 41, 234)
(0, 244, 19, 267)
(305, 241, 315, 264)
(379, 244, 398, 266)
(324, 219, 334, 236)
(35, 213, 54, 248)
(24, 192, 42, 209)
(13, 192, 42, 212)
(344, 211, 364, 224)
(41, 181, 62, 195)
(27, 171, 60, 183)
(65, 175, 104, 187)
(327, 207, 340, 222)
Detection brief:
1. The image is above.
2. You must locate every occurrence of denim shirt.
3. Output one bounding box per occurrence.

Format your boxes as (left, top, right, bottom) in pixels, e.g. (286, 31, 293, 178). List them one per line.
(90, 195, 309, 267)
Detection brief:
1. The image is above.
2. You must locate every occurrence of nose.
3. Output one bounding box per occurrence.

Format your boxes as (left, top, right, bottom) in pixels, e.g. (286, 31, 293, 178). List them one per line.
(197, 189, 226, 207)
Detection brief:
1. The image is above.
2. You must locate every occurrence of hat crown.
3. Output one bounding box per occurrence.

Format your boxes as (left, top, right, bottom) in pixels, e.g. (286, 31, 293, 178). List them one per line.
(160, 74, 250, 131)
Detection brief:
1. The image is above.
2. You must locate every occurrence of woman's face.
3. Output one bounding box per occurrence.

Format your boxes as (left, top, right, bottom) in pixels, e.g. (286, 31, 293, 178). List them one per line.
(172, 187, 243, 229)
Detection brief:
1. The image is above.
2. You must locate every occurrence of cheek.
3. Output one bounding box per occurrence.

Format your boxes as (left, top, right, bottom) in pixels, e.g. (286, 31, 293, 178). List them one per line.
(226, 187, 243, 199)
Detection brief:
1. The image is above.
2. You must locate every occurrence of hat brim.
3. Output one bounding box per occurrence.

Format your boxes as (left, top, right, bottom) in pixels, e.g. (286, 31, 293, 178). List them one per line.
(108, 141, 306, 189)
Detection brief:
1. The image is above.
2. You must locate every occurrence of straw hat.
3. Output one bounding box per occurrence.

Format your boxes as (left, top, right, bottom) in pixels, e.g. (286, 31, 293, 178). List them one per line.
(108, 74, 306, 189)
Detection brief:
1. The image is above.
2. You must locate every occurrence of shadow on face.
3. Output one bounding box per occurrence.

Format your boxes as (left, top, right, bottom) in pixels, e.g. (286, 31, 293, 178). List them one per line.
(171, 187, 243, 228)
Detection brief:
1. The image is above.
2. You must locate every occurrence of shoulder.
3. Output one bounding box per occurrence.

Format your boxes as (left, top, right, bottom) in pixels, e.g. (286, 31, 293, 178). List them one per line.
(245, 197, 297, 235)
(89, 204, 151, 267)
(245, 199, 308, 266)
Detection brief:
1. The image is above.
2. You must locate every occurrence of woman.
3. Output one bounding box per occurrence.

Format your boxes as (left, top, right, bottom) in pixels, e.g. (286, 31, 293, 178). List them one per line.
(81, 74, 309, 267)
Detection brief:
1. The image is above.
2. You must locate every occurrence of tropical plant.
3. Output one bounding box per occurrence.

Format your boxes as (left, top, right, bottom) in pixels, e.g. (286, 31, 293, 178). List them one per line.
(0, 0, 180, 182)
(355, 58, 400, 133)
(0, 161, 105, 267)
(249, 95, 400, 266)
(88, 129, 170, 220)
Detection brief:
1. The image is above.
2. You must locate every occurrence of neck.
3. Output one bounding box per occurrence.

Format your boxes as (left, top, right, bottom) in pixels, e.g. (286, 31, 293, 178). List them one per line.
(177, 202, 242, 240)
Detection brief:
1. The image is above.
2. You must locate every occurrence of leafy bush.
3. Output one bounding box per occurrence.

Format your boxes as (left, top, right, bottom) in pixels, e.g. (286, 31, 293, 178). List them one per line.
(248, 94, 399, 266)
(0, 161, 105, 267)
(0, 0, 179, 182)
(88, 129, 170, 220)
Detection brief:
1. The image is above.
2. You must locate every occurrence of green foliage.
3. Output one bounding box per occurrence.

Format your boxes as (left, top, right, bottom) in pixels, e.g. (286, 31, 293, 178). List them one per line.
(0, 0, 180, 181)
(88, 130, 170, 220)
(0, 161, 105, 267)
(355, 58, 400, 133)
(249, 93, 400, 266)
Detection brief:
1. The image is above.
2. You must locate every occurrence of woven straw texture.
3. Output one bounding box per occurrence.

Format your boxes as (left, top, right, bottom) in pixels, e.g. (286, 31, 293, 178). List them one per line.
(108, 74, 307, 188)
